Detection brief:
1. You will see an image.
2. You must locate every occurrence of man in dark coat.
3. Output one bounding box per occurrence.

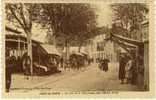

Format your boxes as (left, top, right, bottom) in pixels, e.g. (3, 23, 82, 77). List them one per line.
(5, 50, 16, 92)
(60, 57, 64, 68)
(131, 59, 137, 85)
(102, 59, 110, 72)
(119, 55, 127, 84)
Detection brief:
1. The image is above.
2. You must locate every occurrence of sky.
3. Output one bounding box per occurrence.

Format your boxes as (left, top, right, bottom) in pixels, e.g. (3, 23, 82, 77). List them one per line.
(92, 3, 113, 28)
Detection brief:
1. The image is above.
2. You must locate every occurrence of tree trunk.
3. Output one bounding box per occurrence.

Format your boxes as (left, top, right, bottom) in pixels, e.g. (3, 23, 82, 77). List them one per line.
(78, 46, 81, 53)
(78, 43, 82, 53)
(78, 41, 83, 53)
(27, 33, 33, 76)
(65, 39, 70, 60)
(53, 35, 56, 46)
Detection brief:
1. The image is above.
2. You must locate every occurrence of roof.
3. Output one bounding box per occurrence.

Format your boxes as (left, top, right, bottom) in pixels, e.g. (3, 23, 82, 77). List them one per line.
(41, 44, 61, 56)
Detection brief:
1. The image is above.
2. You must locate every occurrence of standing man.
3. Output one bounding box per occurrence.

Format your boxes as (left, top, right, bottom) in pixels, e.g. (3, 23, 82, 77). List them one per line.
(5, 49, 16, 92)
(119, 54, 127, 84)
(60, 57, 64, 69)
(103, 58, 110, 72)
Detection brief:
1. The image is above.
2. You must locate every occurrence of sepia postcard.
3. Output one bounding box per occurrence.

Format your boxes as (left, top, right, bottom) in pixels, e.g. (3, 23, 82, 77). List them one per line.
(2, 0, 155, 98)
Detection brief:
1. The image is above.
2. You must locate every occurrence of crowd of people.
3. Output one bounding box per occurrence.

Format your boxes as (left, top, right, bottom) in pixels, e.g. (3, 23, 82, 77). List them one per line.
(59, 56, 93, 70)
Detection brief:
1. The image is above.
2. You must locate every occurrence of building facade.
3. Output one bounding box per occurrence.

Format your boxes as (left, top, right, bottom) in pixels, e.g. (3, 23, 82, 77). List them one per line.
(87, 34, 118, 62)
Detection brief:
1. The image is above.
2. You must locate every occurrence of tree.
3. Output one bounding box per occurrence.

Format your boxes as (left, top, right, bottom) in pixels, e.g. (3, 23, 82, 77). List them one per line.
(36, 3, 97, 58)
(6, 3, 38, 75)
(111, 3, 148, 39)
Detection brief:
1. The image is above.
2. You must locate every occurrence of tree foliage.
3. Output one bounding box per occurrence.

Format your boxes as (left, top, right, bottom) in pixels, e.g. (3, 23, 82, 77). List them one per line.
(5, 3, 98, 60)
(111, 3, 148, 38)
(5, 3, 37, 34)
(35, 3, 97, 44)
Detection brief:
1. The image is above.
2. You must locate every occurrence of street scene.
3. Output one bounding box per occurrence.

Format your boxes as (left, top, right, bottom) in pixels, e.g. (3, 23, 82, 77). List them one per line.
(5, 2, 149, 94)
(10, 63, 138, 92)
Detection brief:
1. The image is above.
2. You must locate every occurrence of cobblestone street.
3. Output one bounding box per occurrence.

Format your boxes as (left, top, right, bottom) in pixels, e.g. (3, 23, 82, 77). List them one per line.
(10, 63, 138, 92)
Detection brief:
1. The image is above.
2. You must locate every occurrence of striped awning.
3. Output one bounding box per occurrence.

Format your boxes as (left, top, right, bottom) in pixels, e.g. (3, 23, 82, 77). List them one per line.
(41, 44, 61, 56)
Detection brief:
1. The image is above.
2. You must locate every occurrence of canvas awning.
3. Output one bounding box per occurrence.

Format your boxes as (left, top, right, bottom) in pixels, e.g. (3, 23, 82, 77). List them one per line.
(41, 44, 61, 56)
(6, 26, 22, 34)
(112, 34, 143, 46)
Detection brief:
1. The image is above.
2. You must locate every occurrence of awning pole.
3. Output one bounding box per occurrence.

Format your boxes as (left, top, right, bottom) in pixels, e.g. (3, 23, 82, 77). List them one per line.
(18, 36, 20, 57)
